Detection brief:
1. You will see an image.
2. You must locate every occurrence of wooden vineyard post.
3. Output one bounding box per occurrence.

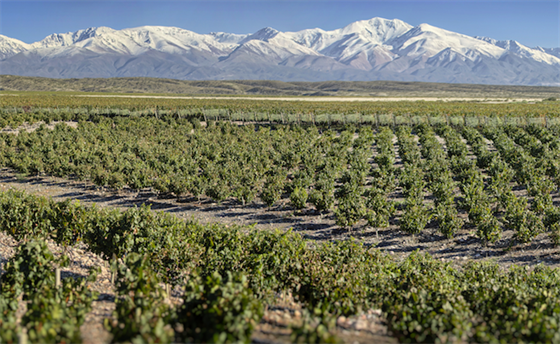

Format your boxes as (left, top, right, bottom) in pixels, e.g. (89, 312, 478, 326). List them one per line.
(446, 114, 450, 126)
(18, 328, 27, 344)
(392, 114, 396, 129)
(545, 116, 549, 128)
(55, 268, 61, 289)
(376, 113, 380, 130)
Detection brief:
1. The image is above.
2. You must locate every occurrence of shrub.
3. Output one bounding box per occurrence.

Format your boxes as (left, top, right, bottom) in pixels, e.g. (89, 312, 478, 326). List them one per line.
(173, 272, 263, 344)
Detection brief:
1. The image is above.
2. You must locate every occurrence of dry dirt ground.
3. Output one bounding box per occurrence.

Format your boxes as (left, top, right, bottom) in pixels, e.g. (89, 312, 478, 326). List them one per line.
(1, 121, 559, 343)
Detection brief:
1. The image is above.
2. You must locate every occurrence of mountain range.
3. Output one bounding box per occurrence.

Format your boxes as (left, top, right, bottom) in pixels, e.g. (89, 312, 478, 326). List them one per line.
(1, 18, 559, 86)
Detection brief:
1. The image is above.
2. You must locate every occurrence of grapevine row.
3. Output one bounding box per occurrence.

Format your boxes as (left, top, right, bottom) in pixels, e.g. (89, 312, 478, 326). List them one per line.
(2, 189, 560, 343)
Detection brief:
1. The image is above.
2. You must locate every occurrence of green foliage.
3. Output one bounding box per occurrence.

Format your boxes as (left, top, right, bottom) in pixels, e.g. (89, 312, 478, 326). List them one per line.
(476, 214, 502, 244)
(23, 272, 98, 344)
(1, 239, 59, 297)
(0, 189, 51, 241)
(0, 295, 19, 343)
(309, 175, 335, 212)
(504, 195, 544, 244)
(383, 252, 473, 343)
(290, 308, 340, 344)
(173, 272, 263, 344)
(364, 188, 395, 228)
(544, 207, 560, 246)
(400, 203, 431, 235)
(334, 197, 366, 229)
(433, 203, 463, 239)
(334, 171, 366, 229)
(2, 113, 560, 343)
(106, 253, 174, 344)
(1, 239, 98, 344)
(290, 186, 308, 210)
(261, 170, 286, 207)
(462, 262, 560, 343)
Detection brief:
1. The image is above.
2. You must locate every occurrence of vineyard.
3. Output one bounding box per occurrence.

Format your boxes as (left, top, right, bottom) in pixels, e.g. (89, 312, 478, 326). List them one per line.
(1, 96, 560, 343)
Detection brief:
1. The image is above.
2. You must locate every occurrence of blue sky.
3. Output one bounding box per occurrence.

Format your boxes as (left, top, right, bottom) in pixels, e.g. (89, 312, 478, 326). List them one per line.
(1, 0, 558, 48)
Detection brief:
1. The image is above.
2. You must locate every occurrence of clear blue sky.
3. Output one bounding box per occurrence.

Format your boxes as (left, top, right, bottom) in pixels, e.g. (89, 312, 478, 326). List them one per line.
(1, 0, 558, 48)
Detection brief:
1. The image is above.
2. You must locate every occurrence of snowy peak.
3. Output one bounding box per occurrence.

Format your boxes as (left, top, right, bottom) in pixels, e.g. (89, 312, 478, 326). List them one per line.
(391, 24, 505, 60)
(339, 17, 412, 44)
(32, 27, 115, 49)
(209, 32, 249, 44)
(26, 25, 242, 57)
(240, 27, 280, 44)
(0, 35, 31, 59)
(536, 47, 560, 59)
(475, 36, 560, 65)
(286, 17, 411, 55)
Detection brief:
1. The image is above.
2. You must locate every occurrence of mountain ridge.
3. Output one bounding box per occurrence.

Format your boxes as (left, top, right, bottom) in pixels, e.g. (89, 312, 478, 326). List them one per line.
(1, 18, 559, 85)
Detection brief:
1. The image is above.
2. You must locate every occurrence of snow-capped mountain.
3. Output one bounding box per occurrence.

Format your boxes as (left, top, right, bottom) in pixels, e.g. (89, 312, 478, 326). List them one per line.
(1, 18, 559, 85)
(537, 47, 560, 59)
(0, 35, 31, 60)
(475, 36, 560, 65)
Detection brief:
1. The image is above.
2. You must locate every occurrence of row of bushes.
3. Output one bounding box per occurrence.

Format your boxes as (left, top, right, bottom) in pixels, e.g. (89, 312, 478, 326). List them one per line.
(2, 189, 560, 342)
